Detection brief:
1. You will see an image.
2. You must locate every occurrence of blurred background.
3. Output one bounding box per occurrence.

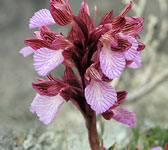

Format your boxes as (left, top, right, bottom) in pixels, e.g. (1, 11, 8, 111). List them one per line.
(0, 0, 168, 149)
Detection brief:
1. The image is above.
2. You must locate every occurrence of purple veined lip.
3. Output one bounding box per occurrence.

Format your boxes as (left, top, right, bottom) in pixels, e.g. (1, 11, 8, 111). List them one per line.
(30, 94, 64, 125)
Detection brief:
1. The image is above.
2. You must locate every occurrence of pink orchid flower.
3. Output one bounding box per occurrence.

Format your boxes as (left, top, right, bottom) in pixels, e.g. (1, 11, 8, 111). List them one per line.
(20, 0, 145, 130)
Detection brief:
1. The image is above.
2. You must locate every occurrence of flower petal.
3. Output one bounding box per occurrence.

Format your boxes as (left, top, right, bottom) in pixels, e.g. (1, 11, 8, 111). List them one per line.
(119, 1, 132, 17)
(86, 65, 102, 82)
(122, 17, 144, 36)
(120, 34, 138, 60)
(24, 38, 51, 50)
(33, 48, 64, 76)
(29, 9, 55, 29)
(101, 31, 119, 47)
(151, 147, 163, 150)
(98, 10, 113, 26)
(60, 87, 72, 101)
(81, 1, 90, 16)
(85, 80, 117, 114)
(137, 41, 145, 51)
(30, 94, 64, 124)
(50, 0, 64, 3)
(165, 143, 168, 150)
(113, 107, 136, 128)
(19, 46, 35, 57)
(50, 1, 73, 26)
(112, 16, 126, 30)
(100, 47, 126, 79)
(32, 79, 65, 96)
(102, 91, 128, 120)
(111, 90, 128, 109)
(128, 52, 142, 69)
(78, 1, 93, 31)
(102, 111, 114, 120)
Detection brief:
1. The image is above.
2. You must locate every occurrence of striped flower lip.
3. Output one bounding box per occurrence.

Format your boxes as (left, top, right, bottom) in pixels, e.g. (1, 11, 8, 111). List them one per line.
(20, 0, 145, 125)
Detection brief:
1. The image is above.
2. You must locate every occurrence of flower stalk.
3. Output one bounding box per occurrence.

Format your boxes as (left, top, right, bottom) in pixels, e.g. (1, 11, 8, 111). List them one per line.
(85, 108, 100, 150)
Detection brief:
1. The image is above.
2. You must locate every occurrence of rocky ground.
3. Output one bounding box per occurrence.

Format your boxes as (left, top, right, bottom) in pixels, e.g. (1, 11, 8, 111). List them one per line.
(0, 0, 168, 149)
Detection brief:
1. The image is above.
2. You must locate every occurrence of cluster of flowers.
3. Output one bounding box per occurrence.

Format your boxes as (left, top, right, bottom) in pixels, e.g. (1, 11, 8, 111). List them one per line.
(20, 0, 145, 127)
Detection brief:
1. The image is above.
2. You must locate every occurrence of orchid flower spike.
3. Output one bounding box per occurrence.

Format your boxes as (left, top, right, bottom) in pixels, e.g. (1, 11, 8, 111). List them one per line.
(20, 0, 145, 127)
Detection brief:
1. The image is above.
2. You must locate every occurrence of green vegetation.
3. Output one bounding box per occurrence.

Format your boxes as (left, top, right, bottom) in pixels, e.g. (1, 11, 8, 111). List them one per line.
(121, 126, 168, 150)
(142, 126, 168, 149)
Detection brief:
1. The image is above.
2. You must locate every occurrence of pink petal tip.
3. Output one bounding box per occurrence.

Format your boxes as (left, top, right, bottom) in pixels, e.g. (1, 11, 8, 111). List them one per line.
(19, 46, 35, 57)
(113, 107, 136, 128)
(30, 94, 64, 125)
(85, 80, 117, 114)
(33, 48, 64, 76)
(29, 9, 55, 29)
